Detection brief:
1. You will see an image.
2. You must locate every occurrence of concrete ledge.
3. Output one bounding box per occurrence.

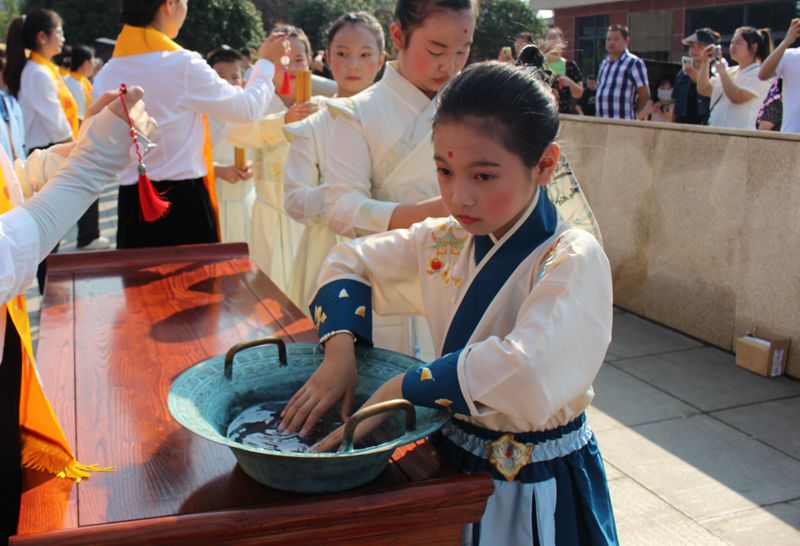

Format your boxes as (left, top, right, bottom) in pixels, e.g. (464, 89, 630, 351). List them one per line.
(560, 116, 800, 377)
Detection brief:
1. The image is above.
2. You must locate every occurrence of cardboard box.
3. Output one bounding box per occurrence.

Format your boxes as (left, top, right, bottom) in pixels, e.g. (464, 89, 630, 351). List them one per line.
(735, 331, 791, 377)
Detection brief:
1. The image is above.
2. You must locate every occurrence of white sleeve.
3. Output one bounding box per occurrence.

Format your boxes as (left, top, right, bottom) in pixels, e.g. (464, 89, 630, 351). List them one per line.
(283, 127, 323, 223)
(21, 108, 134, 257)
(183, 56, 275, 124)
(226, 113, 285, 149)
(457, 233, 613, 427)
(26, 68, 72, 140)
(776, 48, 800, 78)
(0, 206, 41, 303)
(316, 222, 428, 317)
(322, 109, 398, 238)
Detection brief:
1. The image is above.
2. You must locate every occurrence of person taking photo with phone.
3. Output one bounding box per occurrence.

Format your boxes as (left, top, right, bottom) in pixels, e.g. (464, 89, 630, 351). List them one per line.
(698, 26, 774, 129)
(672, 28, 719, 125)
(758, 18, 800, 133)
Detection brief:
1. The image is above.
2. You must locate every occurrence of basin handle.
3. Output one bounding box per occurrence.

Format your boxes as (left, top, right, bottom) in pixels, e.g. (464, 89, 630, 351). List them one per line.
(341, 399, 416, 452)
(224, 337, 288, 380)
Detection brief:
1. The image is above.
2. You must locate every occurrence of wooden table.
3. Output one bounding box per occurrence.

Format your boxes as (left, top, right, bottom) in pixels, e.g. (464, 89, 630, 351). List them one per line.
(12, 244, 492, 545)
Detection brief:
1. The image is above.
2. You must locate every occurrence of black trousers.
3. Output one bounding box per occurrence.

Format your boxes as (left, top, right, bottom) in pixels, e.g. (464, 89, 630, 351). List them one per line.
(76, 199, 101, 247)
(117, 178, 219, 249)
(0, 314, 23, 543)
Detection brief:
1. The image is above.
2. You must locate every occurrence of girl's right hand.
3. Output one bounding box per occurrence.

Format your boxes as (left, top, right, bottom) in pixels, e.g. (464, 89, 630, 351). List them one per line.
(279, 333, 357, 437)
(259, 32, 288, 65)
(284, 102, 320, 124)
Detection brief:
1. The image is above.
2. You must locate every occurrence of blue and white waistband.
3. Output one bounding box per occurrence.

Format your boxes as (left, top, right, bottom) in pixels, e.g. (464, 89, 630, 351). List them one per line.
(433, 414, 594, 483)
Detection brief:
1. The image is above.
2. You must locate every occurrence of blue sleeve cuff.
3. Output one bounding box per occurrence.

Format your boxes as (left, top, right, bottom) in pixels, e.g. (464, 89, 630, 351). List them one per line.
(309, 279, 373, 346)
(402, 349, 470, 415)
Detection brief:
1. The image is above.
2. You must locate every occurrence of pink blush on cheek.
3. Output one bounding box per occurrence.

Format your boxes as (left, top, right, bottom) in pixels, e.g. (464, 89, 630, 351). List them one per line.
(484, 190, 516, 217)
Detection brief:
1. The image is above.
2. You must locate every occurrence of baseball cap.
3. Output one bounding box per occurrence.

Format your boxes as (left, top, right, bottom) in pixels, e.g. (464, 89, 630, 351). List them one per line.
(682, 28, 719, 46)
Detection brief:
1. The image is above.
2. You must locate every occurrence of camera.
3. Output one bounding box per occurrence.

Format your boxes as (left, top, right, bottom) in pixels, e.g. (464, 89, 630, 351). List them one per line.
(713, 45, 723, 60)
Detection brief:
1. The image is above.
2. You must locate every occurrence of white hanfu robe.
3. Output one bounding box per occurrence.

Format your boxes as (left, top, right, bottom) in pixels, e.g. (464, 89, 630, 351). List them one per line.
(322, 62, 439, 357)
(309, 189, 618, 546)
(210, 116, 254, 243)
(283, 104, 340, 310)
(227, 94, 322, 291)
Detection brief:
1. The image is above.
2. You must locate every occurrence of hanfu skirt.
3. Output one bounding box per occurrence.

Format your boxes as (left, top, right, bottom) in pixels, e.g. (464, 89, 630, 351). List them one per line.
(433, 414, 618, 546)
(117, 177, 219, 249)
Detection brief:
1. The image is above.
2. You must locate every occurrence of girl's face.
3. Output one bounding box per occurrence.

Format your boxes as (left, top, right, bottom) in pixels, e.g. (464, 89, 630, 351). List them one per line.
(391, 9, 475, 98)
(434, 120, 559, 239)
(38, 25, 64, 58)
(328, 23, 385, 98)
(544, 29, 563, 48)
(274, 36, 310, 95)
(729, 31, 755, 64)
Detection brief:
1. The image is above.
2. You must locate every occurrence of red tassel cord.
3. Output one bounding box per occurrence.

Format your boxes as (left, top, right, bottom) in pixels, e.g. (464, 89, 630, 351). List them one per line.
(278, 41, 292, 96)
(118, 84, 169, 222)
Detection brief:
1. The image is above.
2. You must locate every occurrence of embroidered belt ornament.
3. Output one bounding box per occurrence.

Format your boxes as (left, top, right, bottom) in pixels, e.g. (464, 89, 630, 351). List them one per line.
(486, 433, 533, 482)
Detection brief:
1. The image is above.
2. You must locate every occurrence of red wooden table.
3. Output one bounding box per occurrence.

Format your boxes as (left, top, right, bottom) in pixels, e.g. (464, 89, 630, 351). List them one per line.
(12, 244, 492, 545)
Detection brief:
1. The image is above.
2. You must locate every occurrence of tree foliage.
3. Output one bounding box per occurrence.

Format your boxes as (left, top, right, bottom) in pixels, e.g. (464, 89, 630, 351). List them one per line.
(0, 0, 21, 41)
(471, 0, 544, 62)
(21, 0, 265, 54)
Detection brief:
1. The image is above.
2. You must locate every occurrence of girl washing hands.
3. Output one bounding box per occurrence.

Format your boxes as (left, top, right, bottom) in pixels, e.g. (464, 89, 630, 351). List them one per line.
(280, 47, 618, 545)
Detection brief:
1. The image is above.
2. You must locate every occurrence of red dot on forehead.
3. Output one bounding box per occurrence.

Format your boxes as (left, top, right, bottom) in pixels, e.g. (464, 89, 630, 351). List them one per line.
(464, 28, 468, 34)
(447, 151, 454, 158)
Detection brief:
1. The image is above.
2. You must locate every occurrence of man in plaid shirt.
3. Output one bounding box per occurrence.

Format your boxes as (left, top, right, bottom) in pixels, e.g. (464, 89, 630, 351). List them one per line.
(596, 25, 650, 119)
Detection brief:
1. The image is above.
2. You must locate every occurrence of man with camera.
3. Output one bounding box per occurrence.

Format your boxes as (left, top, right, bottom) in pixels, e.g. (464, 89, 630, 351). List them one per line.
(673, 28, 719, 125)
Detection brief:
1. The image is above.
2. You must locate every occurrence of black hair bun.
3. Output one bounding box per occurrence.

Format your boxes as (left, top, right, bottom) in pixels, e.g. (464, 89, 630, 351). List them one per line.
(516, 44, 546, 69)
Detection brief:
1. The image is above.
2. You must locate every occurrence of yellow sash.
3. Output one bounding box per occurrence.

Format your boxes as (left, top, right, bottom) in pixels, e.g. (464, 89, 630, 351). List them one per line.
(0, 161, 106, 480)
(112, 24, 219, 225)
(69, 71, 93, 112)
(28, 52, 79, 139)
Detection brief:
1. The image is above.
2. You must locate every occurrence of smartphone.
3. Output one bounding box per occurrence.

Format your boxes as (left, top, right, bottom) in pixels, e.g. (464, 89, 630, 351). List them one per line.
(713, 45, 723, 60)
(681, 56, 695, 70)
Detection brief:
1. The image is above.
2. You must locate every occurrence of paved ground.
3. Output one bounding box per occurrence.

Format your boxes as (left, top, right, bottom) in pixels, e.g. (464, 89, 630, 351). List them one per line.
(24, 184, 800, 545)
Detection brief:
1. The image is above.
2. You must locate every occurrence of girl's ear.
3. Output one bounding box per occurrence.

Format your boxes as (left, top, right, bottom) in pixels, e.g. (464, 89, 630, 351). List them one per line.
(533, 143, 560, 186)
(390, 22, 406, 51)
(36, 30, 48, 47)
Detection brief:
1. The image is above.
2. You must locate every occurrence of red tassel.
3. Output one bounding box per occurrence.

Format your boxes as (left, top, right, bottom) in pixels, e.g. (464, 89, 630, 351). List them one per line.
(279, 70, 292, 95)
(137, 169, 170, 222)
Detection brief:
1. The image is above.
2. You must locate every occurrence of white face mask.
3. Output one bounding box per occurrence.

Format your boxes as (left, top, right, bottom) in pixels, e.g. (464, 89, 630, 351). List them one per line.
(657, 88, 673, 102)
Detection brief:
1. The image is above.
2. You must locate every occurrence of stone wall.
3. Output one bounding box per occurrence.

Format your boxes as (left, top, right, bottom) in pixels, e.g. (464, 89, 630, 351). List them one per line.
(560, 115, 800, 377)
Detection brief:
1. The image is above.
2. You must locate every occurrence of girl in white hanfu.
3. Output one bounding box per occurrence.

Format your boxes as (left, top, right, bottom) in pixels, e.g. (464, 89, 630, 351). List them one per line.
(283, 12, 386, 310)
(281, 51, 619, 546)
(206, 47, 255, 243)
(227, 25, 324, 292)
(321, 0, 477, 357)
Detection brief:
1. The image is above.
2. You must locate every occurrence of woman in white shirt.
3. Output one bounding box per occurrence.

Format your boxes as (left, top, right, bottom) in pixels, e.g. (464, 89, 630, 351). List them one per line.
(4, 9, 79, 291)
(93, 0, 285, 249)
(698, 27, 774, 129)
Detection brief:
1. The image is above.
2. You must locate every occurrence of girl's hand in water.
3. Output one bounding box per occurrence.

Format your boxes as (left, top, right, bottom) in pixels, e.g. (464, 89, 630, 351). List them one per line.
(312, 374, 405, 453)
(279, 332, 357, 436)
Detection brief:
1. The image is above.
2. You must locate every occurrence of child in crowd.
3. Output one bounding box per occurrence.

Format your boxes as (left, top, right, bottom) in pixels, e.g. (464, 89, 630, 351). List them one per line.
(321, 0, 477, 358)
(283, 11, 386, 309)
(647, 76, 675, 122)
(206, 47, 255, 243)
(577, 74, 597, 116)
(227, 24, 322, 292)
(281, 47, 618, 545)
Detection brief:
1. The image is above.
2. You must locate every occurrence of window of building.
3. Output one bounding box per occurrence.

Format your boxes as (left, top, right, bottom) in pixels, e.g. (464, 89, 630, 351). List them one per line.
(686, 0, 797, 44)
(576, 14, 609, 78)
(629, 9, 673, 61)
